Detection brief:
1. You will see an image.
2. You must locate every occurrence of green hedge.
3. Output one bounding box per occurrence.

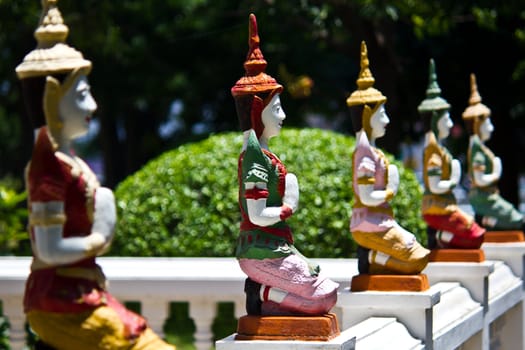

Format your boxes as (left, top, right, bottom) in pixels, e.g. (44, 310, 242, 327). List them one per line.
(113, 128, 426, 258)
(0, 176, 28, 256)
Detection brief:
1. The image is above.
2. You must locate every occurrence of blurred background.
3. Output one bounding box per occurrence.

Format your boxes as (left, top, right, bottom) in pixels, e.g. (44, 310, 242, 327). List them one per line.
(1, 0, 524, 202)
(1, 3, 524, 345)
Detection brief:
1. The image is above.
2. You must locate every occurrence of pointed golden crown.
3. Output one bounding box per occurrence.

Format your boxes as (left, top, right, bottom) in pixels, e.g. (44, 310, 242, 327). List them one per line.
(462, 73, 491, 120)
(346, 41, 387, 107)
(16, 0, 91, 79)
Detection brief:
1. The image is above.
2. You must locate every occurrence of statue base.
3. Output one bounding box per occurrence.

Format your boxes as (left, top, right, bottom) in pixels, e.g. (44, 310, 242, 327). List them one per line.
(350, 273, 429, 292)
(482, 241, 525, 279)
(429, 249, 485, 262)
(234, 313, 340, 341)
(483, 230, 524, 243)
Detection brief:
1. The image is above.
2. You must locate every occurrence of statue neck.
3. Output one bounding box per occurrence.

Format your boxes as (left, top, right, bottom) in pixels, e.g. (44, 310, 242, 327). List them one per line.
(358, 129, 375, 147)
(424, 131, 440, 146)
(242, 130, 251, 151)
(470, 133, 483, 145)
(258, 136, 270, 151)
(242, 129, 270, 151)
(34, 127, 73, 156)
(53, 132, 73, 155)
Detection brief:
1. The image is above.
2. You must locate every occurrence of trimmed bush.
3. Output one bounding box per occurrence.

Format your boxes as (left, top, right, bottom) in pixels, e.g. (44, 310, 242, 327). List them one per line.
(113, 128, 425, 258)
(0, 176, 29, 256)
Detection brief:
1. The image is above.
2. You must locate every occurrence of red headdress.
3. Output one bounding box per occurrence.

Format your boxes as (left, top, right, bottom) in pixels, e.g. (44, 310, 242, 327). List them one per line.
(231, 14, 283, 138)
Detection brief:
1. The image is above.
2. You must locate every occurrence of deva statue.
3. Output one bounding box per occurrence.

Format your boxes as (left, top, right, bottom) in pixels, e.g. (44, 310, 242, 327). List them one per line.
(419, 60, 485, 249)
(16, 1, 175, 349)
(347, 41, 430, 275)
(231, 14, 338, 316)
(462, 74, 525, 232)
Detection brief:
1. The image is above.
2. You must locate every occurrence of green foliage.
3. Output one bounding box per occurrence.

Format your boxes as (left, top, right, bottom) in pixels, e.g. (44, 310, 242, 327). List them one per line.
(3, 1, 525, 187)
(0, 302, 9, 350)
(0, 317, 8, 350)
(164, 302, 196, 350)
(114, 128, 425, 258)
(211, 303, 237, 343)
(0, 177, 29, 256)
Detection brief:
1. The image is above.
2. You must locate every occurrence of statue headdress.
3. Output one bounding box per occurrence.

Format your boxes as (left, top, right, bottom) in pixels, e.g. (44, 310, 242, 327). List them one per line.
(462, 73, 491, 120)
(16, 0, 92, 139)
(231, 14, 283, 138)
(461, 74, 491, 137)
(417, 59, 450, 114)
(16, 0, 91, 79)
(231, 14, 282, 97)
(346, 41, 386, 137)
(417, 59, 451, 137)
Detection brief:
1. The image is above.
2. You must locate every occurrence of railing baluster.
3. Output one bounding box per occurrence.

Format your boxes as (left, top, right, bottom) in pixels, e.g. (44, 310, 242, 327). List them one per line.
(3, 296, 25, 350)
(141, 298, 170, 340)
(189, 298, 216, 350)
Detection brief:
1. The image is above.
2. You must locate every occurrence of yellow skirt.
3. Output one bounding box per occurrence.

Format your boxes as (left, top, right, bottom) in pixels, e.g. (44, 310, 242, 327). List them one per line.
(352, 228, 430, 274)
(27, 307, 175, 350)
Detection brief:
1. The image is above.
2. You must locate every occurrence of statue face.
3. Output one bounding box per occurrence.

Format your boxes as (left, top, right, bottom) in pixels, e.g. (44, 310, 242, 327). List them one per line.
(479, 117, 494, 142)
(58, 74, 97, 140)
(437, 111, 453, 140)
(370, 104, 389, 140)
(261, 94, 285, 139)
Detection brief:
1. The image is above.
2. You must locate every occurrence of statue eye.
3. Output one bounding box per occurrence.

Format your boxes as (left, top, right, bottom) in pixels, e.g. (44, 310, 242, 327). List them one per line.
(77, 87, 91, 99)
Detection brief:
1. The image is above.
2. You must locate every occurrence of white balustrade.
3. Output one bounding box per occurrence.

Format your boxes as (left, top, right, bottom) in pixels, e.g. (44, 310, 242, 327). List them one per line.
(0, 257, 351, 350)
(1, 256, 525, 349)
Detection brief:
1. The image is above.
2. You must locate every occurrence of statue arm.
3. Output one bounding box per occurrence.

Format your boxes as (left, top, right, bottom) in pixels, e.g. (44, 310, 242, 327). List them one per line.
(91, 187, 117, 254)
(427, 158, 460, 194)
(242, 130, 295, 226)
(386, 164, 399, 194)
(282, 173, 299, 212)
(450, 158, 462, 185)
(356, 156, 394, 206)
(358, 184, 394, 206)
(491, 156, 502, 180)
(472, 152, 501, 186)
(31, 187, 116, 265)
(33, 225, 106, 265)
(31, 201, 106, 265)
(246, 182, 290, 226)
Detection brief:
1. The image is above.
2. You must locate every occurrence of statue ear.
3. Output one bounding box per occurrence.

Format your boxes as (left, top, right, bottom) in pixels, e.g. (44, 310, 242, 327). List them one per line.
(251, 95, 265, 139)
(43, 76, 63, 141)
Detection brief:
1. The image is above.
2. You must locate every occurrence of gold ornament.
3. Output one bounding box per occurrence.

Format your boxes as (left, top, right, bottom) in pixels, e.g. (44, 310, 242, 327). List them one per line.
(462, 74, 491, 136)
(16, 0, 91, 79)
(462, 73, 491, 120)
(346, 41, 387, 137)
(346, 41, 387, 108)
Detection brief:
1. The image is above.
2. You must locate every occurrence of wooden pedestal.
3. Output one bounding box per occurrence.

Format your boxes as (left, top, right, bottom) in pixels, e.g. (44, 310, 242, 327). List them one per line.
(483, 230, 524, 243)
(429, 249, 485, 263)
(350, 273, 430, 292)
(235, 313, 340, 341)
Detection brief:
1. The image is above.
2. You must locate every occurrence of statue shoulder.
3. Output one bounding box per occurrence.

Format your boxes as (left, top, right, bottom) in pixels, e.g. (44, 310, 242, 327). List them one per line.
(242, 131, 270, 183)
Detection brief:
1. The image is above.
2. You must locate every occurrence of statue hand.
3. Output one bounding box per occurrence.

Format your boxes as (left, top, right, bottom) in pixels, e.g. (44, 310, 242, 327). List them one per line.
(283, 173, 299, 212)
(86, 232, 106, 256)
(386, 164, 399, 194)
(92, 187, 116, 244)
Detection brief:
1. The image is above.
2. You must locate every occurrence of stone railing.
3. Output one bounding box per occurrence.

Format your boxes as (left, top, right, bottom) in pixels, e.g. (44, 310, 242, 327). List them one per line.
(0, 257, 353, 350)
(1, 254, 524, 350)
